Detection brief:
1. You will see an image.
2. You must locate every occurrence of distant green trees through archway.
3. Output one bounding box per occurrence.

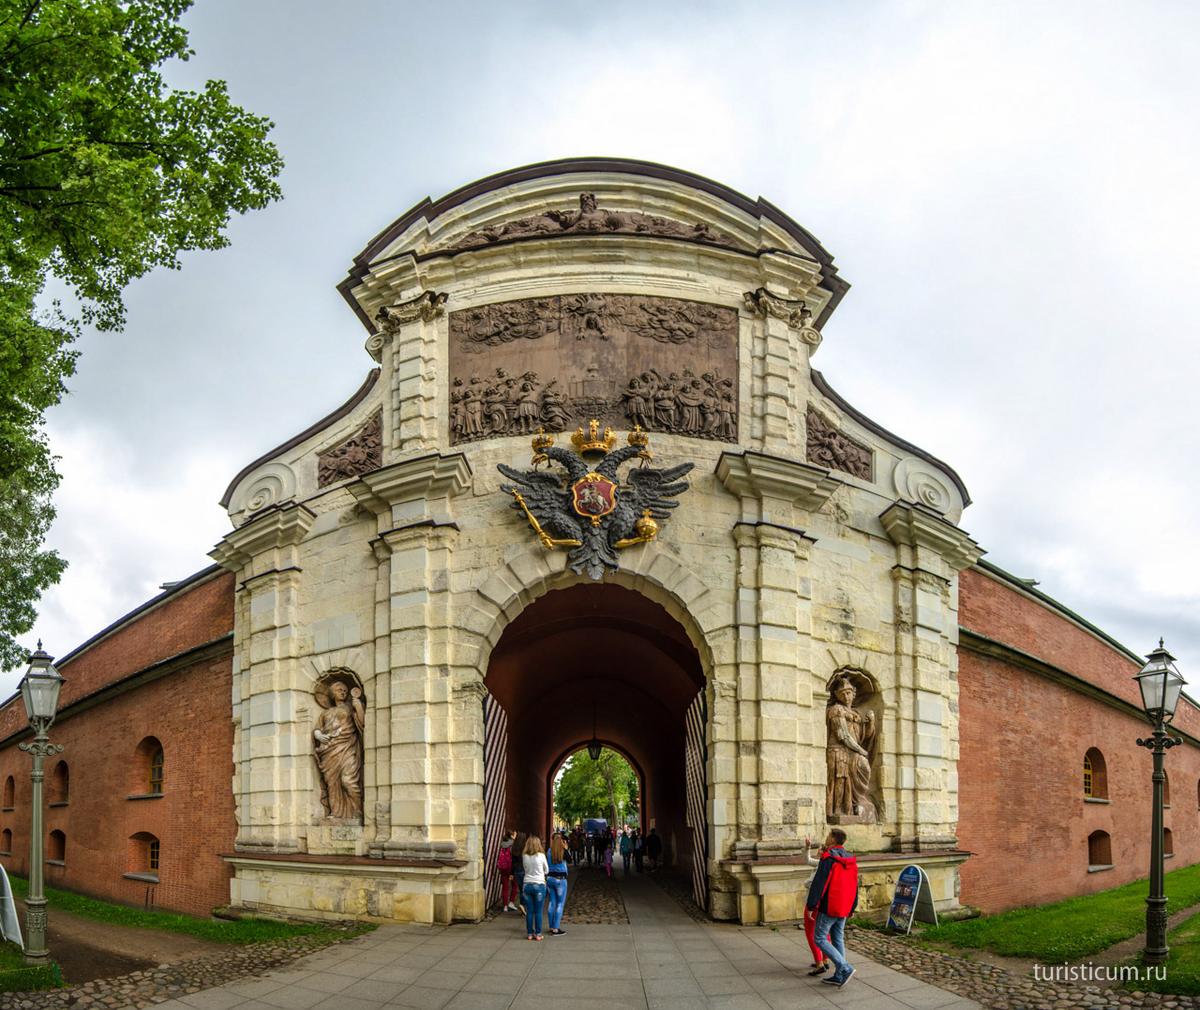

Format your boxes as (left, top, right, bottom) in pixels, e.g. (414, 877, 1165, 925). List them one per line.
(553, 748, 640, 829)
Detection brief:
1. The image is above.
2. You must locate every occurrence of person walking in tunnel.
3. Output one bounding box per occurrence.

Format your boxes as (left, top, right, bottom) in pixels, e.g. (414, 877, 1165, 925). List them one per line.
(545, 833, 569, 935)
(512, 831, 528, 914)
(620, 829, 632, 873)
(603, 836, 614, 876)
(634, 829, 644, 872)
(522, 835, 549, 940)
(646, 827, 662, 872)
(497, 829, 517, 912)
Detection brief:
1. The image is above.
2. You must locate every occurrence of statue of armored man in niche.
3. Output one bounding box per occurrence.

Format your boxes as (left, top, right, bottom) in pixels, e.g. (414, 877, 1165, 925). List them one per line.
(313, 672, 365, 822)
(825, 675, 878, 825)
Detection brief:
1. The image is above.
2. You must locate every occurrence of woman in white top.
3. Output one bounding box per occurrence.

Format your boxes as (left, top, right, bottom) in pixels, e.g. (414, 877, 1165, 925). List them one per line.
(522, 835, 549, 940)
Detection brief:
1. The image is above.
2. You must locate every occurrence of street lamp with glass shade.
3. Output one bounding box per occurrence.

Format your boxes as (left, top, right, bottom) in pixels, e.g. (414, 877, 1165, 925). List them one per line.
(17, 642, 65, 967)
(1134, 639, 1185, 967)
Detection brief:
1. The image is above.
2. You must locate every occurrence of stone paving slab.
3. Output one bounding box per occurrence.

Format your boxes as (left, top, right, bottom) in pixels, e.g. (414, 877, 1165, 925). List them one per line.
(134, 869, 983, 1010)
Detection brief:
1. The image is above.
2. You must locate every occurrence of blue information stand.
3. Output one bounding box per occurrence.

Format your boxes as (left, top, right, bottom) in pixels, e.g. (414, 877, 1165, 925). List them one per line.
(886, 864, 937, 934)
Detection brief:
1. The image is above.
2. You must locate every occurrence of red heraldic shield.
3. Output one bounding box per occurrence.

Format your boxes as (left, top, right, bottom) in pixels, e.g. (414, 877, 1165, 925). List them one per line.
(572, 475, 617, 519)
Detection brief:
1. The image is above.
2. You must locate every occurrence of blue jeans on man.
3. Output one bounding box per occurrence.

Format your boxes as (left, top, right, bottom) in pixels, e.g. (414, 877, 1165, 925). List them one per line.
(522, 882, 546, 937)
(814, 912, 852, 979)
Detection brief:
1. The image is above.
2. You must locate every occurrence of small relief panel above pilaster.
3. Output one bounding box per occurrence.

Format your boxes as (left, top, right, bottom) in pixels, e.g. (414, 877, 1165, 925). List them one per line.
(317, 412, 382, 488)
(449, 293, 739, 445)
(806, 409, 872, 481)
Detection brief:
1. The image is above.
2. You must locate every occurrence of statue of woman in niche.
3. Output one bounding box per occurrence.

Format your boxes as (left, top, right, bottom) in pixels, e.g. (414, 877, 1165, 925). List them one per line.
(825, 676, 878, 824)
(313, 675, 366, 821)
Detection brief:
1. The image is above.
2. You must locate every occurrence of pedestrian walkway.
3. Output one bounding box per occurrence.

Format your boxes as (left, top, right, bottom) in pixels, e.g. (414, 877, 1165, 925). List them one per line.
(154, 870, 982, 1010)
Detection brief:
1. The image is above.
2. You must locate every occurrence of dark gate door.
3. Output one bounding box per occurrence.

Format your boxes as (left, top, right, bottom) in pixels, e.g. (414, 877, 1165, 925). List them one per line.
(483, 693, 508, 910)
(684, 687, 708, 911)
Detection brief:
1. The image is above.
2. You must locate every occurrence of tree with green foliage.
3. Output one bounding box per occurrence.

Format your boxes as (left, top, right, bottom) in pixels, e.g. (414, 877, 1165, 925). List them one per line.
(554, 748, 640, 829)
(0, 0, 284, 668)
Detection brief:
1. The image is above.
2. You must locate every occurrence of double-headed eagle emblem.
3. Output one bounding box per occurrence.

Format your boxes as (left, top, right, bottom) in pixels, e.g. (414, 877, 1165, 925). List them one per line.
(498, 421, 695, 580)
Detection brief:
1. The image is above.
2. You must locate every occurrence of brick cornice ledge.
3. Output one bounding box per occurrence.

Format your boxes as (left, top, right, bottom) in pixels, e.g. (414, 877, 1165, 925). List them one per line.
(879, 500, 981, 573)
(348, 452, 473, 514)
(210, 502, 316, 571)
(716, 450, 841, 510)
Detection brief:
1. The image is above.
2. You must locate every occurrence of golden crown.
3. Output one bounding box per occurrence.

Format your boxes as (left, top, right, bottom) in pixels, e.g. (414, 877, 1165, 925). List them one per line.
(571, 419, 617, 455)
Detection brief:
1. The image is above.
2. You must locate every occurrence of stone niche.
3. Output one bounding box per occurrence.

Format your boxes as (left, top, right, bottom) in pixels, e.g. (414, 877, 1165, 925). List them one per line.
(448, 293, 739, 445)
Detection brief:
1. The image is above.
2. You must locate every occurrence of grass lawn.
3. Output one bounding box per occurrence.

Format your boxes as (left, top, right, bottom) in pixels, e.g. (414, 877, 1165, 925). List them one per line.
(918, 862, 1200, 963)
(0, 941, 61, 992)
(4, 874, 367, 944)
(1127, 908, 1200, 996)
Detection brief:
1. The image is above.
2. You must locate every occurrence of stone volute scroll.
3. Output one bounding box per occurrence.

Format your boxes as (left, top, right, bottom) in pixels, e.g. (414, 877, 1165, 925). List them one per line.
(825, 671, 880, 825)
(312, 672, 365, 824)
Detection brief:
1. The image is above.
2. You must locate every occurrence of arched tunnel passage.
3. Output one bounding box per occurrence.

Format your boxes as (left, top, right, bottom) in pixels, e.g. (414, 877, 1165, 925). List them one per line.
(484, 582, 707, 895)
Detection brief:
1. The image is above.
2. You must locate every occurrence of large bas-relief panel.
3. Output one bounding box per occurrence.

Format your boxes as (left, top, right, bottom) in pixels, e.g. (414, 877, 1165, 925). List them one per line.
(449, 293, 738, 444)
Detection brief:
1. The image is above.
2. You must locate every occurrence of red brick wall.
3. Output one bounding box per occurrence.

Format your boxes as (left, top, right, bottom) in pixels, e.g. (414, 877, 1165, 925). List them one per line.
(958, 568, 1200, 913)
(0, 572, 236, 918)
(0, 572, 234, 745)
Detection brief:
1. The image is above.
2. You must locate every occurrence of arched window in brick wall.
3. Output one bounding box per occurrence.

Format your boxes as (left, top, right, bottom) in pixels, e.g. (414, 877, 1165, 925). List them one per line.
(47, 830, 65, 864)
(1165, 828, 1175, 858)
(49, 762, 68, 804)
(131, 737, 164, 797)
(126, 832, 160, 881)
(1084, 749, 1108, 799)
(1088, 830, 1113, 870)
(1165, 771, 1172, 807)
(2, 776, 12, 809)
(0, 829, 10, 854)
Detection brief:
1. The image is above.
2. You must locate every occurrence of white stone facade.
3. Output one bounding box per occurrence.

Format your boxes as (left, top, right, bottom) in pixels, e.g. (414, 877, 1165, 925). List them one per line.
(211, 161, 981, 925)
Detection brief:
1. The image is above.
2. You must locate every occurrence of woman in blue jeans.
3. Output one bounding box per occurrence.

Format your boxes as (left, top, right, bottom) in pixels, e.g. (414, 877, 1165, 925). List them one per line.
(521, 835, 549, 940)
(545, 834, 569, 935)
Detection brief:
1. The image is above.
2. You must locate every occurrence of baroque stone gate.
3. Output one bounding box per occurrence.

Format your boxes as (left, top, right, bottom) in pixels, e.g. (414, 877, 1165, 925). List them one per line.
(211, 159, 981, 924)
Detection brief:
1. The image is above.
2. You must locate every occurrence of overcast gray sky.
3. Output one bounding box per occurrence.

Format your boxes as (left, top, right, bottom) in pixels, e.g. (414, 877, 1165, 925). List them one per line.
(13, 0, 1200, 698)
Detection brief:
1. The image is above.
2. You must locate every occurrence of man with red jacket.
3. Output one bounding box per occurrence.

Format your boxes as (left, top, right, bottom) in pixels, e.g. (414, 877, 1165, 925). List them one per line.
(805, 827, 858, 988)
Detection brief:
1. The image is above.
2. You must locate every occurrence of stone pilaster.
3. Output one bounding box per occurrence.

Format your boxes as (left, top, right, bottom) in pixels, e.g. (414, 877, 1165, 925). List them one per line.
(210, 502, 316, 853)
(879, 501, 981, 851)
(346, 453, 474, 870)
(716, 452, 839, 869)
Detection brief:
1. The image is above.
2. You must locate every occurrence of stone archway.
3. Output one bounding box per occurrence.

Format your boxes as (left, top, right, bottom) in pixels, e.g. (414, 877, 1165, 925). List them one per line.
(482, 582, 707, 907)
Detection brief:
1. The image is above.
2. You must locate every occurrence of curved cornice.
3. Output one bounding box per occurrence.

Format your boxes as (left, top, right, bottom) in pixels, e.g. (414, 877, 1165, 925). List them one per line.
(218, 368, 380, 509)
(337, 157, 849, 333)
(810, 368, 971, 507)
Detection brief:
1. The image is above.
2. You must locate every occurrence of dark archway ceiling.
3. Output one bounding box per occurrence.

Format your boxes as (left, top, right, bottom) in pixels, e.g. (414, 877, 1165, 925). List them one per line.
(486, 583, 704, 776)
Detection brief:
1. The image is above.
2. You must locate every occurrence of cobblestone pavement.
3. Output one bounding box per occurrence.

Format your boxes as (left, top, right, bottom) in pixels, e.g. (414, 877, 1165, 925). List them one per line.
(845, 926, 1200, 1010)
(0, 924, 367, 1009)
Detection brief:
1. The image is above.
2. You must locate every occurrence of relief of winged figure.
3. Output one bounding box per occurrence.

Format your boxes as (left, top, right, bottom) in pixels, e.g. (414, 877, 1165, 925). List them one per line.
(497, 432, 694, 581)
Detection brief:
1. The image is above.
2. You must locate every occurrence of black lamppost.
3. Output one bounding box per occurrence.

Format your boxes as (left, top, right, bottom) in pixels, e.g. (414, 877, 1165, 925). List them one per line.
(17, 643, 64, 967)
(1134, 639, 1185, 966)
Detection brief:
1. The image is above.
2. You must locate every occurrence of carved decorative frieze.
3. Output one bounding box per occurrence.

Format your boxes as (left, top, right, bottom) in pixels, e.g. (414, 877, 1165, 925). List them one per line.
(318, 412, 383, 487)
(449, 294, 738, 445)
(806, 409, 871, 480)
(447, 192, 740, 252)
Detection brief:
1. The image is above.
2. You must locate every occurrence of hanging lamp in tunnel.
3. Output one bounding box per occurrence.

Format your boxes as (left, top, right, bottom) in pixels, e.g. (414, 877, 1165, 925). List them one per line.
(587, 700, 602, 761)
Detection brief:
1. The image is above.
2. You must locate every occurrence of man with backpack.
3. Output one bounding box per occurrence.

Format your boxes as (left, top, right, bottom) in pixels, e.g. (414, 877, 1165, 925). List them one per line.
(805, 827, 858, 988)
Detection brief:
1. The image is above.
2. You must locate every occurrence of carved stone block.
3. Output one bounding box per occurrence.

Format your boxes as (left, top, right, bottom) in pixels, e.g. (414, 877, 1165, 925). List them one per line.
(449, 294, 738, 444)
